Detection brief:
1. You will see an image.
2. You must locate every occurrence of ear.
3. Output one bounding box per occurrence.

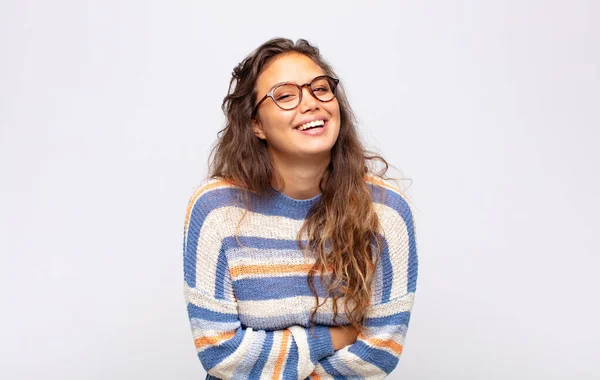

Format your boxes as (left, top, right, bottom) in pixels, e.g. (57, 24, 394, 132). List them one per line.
(252, 117, 267, 140)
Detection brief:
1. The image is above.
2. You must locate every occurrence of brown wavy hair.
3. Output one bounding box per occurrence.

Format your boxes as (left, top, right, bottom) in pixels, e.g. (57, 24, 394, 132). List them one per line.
(206, 37, 405, 335)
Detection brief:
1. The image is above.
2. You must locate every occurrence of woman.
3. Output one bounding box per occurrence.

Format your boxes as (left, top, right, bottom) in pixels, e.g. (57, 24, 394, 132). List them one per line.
(182, 37, 418, 379)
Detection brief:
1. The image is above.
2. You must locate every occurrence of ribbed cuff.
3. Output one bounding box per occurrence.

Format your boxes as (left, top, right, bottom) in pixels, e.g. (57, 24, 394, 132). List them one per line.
(307, 325, 335, 362)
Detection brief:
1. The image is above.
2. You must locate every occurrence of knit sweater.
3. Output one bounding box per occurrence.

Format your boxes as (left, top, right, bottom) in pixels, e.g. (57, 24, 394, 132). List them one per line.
(182, 176, 418, 380)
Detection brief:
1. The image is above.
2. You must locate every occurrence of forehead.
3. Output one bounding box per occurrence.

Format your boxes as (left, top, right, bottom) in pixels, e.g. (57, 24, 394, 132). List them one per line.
(256, 53, 325, 91)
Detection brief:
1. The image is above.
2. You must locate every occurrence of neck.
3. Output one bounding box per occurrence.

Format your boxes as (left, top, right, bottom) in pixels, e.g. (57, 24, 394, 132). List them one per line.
(270, 152, 330, 200)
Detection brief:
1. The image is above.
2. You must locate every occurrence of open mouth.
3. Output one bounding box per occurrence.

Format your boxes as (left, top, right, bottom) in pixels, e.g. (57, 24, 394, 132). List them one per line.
(295, 119, 327, 131)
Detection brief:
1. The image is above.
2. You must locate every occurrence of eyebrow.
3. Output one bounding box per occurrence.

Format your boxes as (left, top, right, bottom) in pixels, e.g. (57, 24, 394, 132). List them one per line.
(267, 75, 325, 92)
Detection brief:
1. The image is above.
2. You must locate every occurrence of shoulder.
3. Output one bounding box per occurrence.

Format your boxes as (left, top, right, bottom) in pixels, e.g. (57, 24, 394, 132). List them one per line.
(364, 174, 415, 225)
(184, 177, 242, 227)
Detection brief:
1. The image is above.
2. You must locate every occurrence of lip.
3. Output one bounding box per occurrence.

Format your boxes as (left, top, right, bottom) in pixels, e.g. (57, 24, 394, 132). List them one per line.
(294, 116, 329, 130)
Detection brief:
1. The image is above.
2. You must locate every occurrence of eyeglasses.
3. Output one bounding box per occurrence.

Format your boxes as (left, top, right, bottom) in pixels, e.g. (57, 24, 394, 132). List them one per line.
(252, 75, 339, 116)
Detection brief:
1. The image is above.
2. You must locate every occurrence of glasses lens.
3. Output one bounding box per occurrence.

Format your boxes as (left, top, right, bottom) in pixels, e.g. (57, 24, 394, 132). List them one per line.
(271, 77, 337, 110)
(273, 84, 300, 110)
(311, 77, 336, 102)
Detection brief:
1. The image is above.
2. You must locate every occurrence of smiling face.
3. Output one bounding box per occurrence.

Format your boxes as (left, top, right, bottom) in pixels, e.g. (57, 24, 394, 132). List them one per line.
(251, 52, 341, 163)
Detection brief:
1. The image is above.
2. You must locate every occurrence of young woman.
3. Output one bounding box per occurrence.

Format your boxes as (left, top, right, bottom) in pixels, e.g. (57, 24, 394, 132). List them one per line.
(182, 37, 418, 379)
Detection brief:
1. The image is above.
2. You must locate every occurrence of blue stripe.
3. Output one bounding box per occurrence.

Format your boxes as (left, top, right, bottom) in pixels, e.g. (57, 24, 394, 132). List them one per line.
(319, 357, 348, 379)
(197, 187, 319, 220)
(364, 311, 411, 327)
(307, 325, 334, 363)
(233, 275, 330, 301)
(198, 327, 246, 370)
(184, 200, 211, 288)
(248, 332, 274, 378)
(190, 318, 239, 332)
(214, 246, 230, 300)
(406, 210, 418, 293)
(375, 233, 393, 303)
(373, 243, 385, 304)
(187, 303, 239, 323)
(222, 235, 310, 251)
(348, 340, 399, 374)
(283, 339, 299, 379)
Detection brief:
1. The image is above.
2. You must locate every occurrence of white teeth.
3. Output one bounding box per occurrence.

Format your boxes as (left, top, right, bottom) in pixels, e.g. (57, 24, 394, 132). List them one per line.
(297, 120, 325, 131)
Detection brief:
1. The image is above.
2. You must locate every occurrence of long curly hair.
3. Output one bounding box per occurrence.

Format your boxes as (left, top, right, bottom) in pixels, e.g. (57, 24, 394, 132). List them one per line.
(206, 37, 404, 334)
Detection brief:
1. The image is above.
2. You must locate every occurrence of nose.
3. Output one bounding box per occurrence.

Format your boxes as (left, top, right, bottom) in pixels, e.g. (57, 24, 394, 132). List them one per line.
(298, 84, 319, 112)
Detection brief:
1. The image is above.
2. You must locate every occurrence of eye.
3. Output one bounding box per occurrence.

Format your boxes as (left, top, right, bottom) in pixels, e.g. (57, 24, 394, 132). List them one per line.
(273, 84, 299, 103)
(275, 93, 299, 103)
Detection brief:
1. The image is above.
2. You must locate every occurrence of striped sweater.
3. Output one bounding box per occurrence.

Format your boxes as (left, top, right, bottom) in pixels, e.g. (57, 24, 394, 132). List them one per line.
(182, 176, 418, 379)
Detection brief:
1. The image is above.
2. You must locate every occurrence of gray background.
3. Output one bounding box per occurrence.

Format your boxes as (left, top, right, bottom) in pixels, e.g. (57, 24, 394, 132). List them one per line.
(1, 0, 598, 379)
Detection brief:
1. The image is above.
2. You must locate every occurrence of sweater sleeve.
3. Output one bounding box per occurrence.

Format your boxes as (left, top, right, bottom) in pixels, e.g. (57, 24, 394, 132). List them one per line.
(308, 192, 419, 379)
(182, 189, 335, 379)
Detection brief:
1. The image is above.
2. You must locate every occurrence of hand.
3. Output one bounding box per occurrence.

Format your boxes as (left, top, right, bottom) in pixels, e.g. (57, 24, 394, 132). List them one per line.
(328, 325, 360, 351)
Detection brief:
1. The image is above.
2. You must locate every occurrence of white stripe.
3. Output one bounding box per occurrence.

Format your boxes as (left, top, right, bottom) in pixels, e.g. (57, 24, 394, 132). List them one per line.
(361, 324, 408, 340)
(374, 202, 411, 299)
(237, 296, 349, 319)
(330, 347, 387, 379)
(323, 354, 356, 378)
(287, 326, 313, 379)
(227, 247, 313, 262)
(184, 283, 237, 314)
(229, 271, 330, 281)
(231, 330, 266, 380)
(367, 293, 415, 318)
(228, 254, 315, 268)
(219, 205, 310, 239)
(261, 330, 284, 378)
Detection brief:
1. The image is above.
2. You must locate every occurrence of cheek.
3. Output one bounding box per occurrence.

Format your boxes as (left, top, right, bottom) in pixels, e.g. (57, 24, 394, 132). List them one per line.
(262, 111, 295, 134)
(273, 111, 296, 128)
(326, 100, 341, 119)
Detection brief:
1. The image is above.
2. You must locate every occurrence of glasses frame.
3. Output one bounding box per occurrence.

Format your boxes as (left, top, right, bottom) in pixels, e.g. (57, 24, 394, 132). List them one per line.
(252, 75, 340, 117)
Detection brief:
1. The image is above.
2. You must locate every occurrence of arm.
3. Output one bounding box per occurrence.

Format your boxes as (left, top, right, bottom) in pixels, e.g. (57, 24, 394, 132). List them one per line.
(312, 294, 415, 379)
(328, 325, 360, 351)
(309, 190, 419, 379)
(183, 188, 335, 379)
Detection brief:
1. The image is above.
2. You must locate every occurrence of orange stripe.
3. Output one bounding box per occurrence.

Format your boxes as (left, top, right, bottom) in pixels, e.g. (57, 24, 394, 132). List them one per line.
(194, 330, 236, 349)
(310, 372, 321, 380)
(366, 337, 403, 355)
(365, 174, 403, 195)
(229, 263, 334, 278)
(184, 179, 231, 234)
(272, 330, 290, 379)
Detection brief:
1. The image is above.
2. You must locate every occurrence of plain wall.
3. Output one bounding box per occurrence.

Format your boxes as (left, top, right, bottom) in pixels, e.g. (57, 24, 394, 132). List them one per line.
(1, 0, 598, 379)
